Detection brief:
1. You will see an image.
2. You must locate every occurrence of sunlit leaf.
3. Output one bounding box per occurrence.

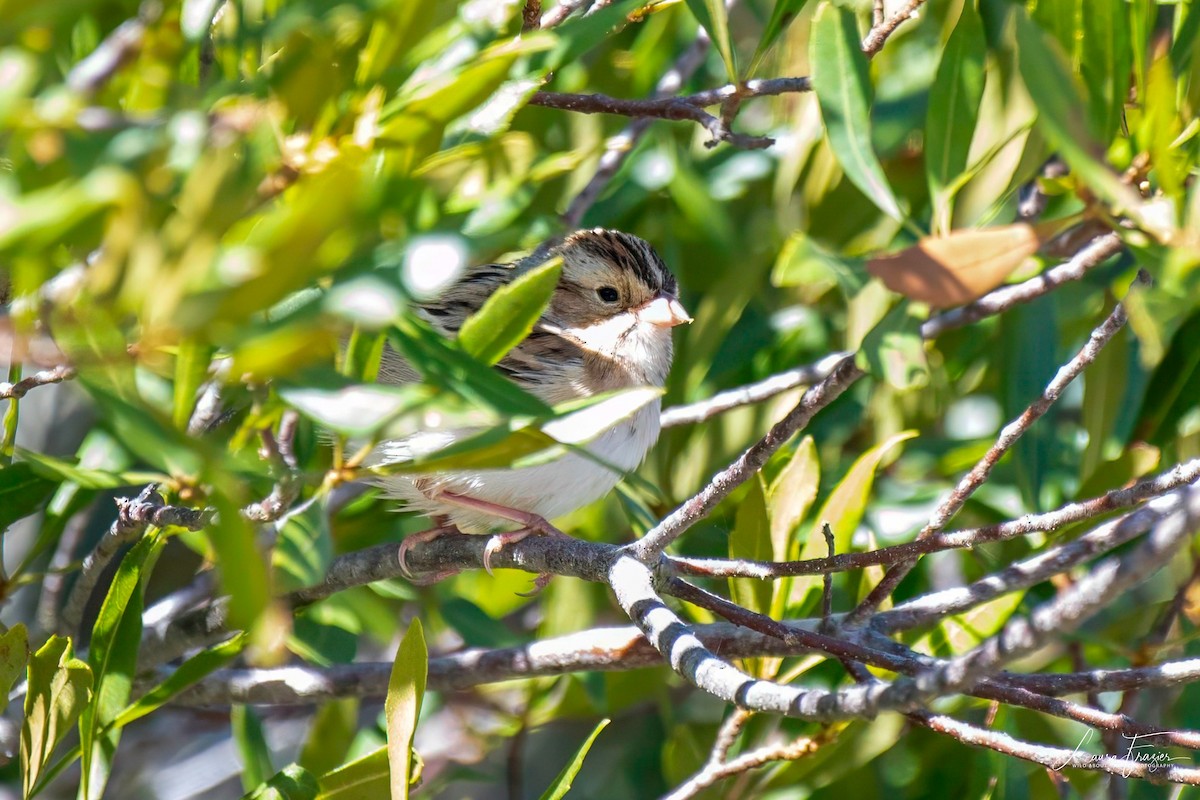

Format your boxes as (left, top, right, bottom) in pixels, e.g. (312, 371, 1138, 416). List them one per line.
(458, 258, 561, 366)
(749, 0, 812, 76)
(386, 618, 426, 800)
(538, 719, 611, 800)
(0, 623, 29, 714)
(21, 636, 93, 798)
(925, 0, 985, 232)
(867, 224, 1049, 307)
(811, 2, 903, 222)
(242, 764, 320, 800)
(685, 0, 737, 80)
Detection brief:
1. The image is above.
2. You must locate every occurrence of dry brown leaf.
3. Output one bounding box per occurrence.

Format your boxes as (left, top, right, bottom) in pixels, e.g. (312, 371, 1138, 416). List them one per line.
(867, 223, 1051, 308)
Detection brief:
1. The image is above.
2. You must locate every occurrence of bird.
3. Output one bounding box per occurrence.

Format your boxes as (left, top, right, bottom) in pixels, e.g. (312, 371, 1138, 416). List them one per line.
(369, 228, 691, 578)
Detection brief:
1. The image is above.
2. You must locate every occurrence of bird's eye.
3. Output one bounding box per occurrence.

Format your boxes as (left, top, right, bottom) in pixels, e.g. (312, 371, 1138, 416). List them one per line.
(597, 286, 620, 303)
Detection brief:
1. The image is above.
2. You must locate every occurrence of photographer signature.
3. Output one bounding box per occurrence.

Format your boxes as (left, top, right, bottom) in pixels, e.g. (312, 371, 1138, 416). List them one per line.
(1052, 731, 1191, 775)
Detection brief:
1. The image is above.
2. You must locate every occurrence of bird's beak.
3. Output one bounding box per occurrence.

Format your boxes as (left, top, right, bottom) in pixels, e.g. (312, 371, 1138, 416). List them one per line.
(636, 293, 693, 328)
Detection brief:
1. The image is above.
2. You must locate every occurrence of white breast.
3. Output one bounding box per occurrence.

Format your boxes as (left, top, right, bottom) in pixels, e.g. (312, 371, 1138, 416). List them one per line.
(372, 400, 662, 533)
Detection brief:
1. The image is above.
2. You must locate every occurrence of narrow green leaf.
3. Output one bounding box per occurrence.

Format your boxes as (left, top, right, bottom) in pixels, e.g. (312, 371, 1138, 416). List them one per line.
(749, 0, 812, 76)
(17, 447, 166, 490)
(111, 634, 247, 729)
(316, 746, 389, 799)
(389, 315, 552, 417)
(207, 488, 272, 630)
(0, 462, 57, 530)
(1080, 0, 1131, 142)
(925, 0, 985, 231)
(538, 718, 611, 800)
(173, 338, 214, 430)
(768, 436, 820, 562)
(728, 477, 772, 617)
(79, 532, 162, 800)
(386, 618, 427, 800)
(280, 382, 435, 438)
(233, 705, 276, 793)
(855, 300, 930, 391)
(811, 3, 904, 222)
(0, 624, 29, 714)
(242, 764, 320, 800)
(1082, 322, 1130, 482)
(298, 700, 359, 777)
(21, 636, 93, 798)
(273, 500, 333, 594)
(1012, 10, 1145, 223)
(788, 431, 916, 613)
(685, 0, 737, 79)
(458, 259, 561, 366)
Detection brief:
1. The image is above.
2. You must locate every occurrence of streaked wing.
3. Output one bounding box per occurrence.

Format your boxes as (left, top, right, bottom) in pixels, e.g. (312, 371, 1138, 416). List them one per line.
(378, 263, 588, 405)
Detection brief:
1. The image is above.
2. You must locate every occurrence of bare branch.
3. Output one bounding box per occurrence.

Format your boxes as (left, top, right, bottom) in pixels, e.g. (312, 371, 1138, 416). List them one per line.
(853, 287, 1133, 622)
(861, 0, 927, 56)
(539, 0, 591, 29)
(0, 365, 77, 401)
(661, 233, 1121, 428)
(62, 486, 212, 635)
(874, 486, 1196, 633)
(902, 484, 1200, 698)
(671, 455, 1200, 579)
(910, 709, 1200, 784)
(662, 729, 828, 800)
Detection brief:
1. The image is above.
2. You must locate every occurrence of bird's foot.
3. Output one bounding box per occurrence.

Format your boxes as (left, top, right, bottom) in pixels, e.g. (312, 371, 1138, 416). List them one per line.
(398, 523, 459, 581)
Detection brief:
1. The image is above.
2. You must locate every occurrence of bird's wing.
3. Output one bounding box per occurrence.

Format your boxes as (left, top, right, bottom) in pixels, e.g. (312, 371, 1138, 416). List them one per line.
(378, 263, 588, 405)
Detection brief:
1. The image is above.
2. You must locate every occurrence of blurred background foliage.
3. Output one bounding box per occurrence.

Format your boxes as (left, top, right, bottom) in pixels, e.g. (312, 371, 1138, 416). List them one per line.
(2, 0, 1200, 797)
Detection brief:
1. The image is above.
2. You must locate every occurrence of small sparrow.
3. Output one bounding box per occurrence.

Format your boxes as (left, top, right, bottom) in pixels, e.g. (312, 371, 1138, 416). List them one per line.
(371, 228, 691, 575)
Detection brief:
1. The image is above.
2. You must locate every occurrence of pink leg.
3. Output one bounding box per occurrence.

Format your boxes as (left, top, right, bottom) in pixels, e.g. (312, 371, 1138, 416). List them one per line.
(431, 491, 567, 537)
(428, 491, 568, 581)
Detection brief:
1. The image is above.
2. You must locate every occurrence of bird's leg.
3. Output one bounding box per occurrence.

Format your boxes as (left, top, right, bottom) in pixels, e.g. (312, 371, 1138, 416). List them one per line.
(427, 491, 569, 578)
(398, 516, 459, 582)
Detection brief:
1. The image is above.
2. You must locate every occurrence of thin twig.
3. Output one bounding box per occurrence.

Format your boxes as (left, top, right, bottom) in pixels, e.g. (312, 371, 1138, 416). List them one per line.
(851, 291, 1134, 623)
(669, 456, 1200, 580)
(62, 486, 212, 635)
(861, 0, 927, 56)
(0, 365, 77, 401)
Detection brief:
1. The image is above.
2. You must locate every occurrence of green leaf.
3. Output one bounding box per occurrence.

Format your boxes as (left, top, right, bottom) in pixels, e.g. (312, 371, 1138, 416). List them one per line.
(685, 0, 737, 80)
(207, 488, 272, 630)
(386, 618, 427, 800)
(538, 718, 611, 800)
(273, 500, 334, 594)
(729, 477, 772, 616)
(789, 431, 916, 613)
(173, 337, 214, 430)
(1082, 321, 1131, 483)
(233, 705, 276, 793)
(855, 299, 930, 391)
(0, 462, 57, 530)
(21, 636, 93, 798)
(925, 0, 985, 231)
(768, 436, 820, 562)
(242, 764, 320, 800)
(0, 624, 29, 714)
(111, 634, 247, 729)
(79, 533, 163, 800)
(810, 2, 904, 222)
(17, 448, 166, 490)
(390, 315, 552, 418)
(458, 258, 561, 366)
(280, 382, 435, 438)
(915, 592, 1024, 658)
(1011, 10, 1146, 225)
(441, 598, 521, 648)
(1080, 0, 1131, 142)
(749, 0, 812, 76)
(299, 700, 359, 777)
(316, 746, 390, 799)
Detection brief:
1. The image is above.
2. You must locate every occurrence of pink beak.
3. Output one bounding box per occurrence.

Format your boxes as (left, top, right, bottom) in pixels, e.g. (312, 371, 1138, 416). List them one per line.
(636, 293, 693, 328)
